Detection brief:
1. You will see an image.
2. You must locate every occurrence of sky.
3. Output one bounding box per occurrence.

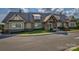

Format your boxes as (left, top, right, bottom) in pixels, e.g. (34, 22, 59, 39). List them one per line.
(0, 8, 79, 23)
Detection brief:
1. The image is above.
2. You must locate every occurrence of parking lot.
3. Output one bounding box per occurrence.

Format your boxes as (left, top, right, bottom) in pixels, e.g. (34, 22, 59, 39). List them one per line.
(0, 32, 79, 51)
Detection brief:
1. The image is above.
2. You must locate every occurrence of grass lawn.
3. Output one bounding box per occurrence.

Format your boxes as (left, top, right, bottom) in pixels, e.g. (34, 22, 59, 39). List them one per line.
(72, 48, 79, 51)
(70, 28, 79, 30)
(16, 29, 49, 34)
(68, 28, 79, 32)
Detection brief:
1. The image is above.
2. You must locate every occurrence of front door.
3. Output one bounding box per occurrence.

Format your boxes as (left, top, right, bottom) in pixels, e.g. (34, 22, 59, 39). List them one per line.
(48, 23, 53, 31)
(48, 22, 57, 32)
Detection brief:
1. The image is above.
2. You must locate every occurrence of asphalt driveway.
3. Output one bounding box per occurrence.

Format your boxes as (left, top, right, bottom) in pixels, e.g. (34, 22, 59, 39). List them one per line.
(0, 32, 79, 51)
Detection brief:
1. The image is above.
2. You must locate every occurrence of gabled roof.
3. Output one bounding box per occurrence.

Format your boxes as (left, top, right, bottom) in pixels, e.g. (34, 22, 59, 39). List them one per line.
(2, 12, 68, 23)
(44, 15, 52, 22)
(2, 12, 30, 23)
(2, 12, 51, 23)
(43, 14, 68, 22)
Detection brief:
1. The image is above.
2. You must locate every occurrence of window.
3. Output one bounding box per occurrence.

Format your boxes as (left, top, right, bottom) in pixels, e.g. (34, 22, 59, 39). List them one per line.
(33, 14, 41, 19)
(34, 23, 42, 29)
(69, 22, 76, 27)
(10, 23, 22, 29)
(11, 23, 16, 28)
(16, 23, 21, 28)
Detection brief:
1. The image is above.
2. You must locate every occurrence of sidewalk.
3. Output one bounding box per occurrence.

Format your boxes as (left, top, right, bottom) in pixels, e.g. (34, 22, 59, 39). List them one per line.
(18, 32, 52, 37)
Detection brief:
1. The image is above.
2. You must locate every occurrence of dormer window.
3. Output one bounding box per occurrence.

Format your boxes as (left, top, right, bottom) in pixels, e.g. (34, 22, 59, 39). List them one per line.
(33, 14, 41, 19)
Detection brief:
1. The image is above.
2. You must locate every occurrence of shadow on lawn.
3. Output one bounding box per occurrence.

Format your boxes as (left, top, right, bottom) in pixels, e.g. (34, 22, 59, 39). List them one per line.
(0, 33, 17, 39)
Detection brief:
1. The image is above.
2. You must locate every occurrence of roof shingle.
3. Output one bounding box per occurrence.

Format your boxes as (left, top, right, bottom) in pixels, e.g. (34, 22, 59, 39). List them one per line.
(2, 12, 68, 23)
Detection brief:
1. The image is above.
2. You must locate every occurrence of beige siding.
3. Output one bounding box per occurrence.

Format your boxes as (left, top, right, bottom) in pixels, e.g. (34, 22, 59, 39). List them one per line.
(26, 23, 32, 29)
(4, 23, 9, 30)
(44, 23, 49, 31)
(57, 22, 62, 27)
